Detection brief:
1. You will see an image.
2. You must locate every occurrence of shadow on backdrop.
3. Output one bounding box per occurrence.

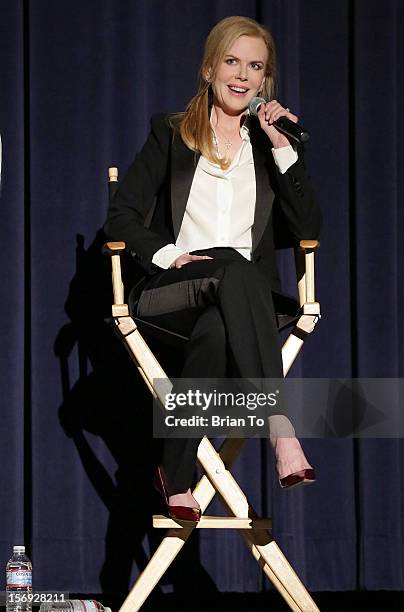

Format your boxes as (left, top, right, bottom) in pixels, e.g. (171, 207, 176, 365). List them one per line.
(54, 231, 217, 608)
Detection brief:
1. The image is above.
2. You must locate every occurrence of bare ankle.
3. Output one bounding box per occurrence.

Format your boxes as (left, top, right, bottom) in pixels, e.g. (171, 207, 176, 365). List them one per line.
(268, 415, 296, 443)
(273, 438, 313, 478)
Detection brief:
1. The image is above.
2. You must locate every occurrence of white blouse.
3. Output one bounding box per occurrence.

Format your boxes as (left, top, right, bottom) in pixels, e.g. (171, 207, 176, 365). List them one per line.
(152, 123, 297, 269)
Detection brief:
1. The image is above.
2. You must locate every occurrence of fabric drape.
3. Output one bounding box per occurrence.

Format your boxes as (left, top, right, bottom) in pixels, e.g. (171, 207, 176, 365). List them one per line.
(1, 0, 403, 595)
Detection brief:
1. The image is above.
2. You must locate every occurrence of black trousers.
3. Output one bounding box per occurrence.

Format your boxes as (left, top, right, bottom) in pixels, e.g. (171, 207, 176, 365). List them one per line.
(130, 247, 287, 493)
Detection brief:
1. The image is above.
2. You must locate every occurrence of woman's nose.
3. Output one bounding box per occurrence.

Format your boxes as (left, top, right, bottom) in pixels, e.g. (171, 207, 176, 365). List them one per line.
(237, 64, 248, 80)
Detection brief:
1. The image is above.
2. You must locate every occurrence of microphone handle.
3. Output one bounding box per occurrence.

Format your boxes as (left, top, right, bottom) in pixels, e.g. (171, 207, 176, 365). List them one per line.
(273, 116, 310, 144)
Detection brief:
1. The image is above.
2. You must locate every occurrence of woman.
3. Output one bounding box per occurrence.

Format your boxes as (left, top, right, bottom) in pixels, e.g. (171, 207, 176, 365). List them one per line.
(104, 16, 321, 521)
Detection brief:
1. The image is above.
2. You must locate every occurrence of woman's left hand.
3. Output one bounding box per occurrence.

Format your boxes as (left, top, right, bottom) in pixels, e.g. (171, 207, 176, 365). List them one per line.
(257, 100, 299, 148)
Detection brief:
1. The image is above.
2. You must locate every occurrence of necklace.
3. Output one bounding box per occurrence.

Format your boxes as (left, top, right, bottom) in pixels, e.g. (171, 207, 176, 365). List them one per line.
(212, 128, 233, 158)
(219, 135, 233, 151)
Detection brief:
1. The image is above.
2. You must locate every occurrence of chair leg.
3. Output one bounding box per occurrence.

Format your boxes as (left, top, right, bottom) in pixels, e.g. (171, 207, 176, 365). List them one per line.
(118, 524, 196, 612)
(117, 442, 243, 612)
(243, 535, 319, 611)
(113, 321, 319, 611)
(117, 440, 242, 612)
(116, 415, 319, 611)
(196, 438, 319, 611)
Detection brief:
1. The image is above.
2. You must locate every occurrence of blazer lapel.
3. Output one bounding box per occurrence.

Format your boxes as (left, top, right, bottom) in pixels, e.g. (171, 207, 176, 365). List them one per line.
(169, 115, 274, 250)
(170, 133, 199, 240)
(250, 120, 275, 252)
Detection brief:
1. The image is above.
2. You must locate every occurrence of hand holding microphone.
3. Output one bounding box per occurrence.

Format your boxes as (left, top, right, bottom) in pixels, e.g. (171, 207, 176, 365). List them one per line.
(248, 97, 310, 146)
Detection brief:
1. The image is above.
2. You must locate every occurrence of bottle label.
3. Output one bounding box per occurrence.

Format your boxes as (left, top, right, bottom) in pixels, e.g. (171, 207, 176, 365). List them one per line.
(6, 569, 32, 587)
(77, 601, 99, 611)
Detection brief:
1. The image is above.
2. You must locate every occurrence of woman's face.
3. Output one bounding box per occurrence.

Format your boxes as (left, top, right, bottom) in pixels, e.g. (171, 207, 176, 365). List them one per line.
(211, 35, 268, 116)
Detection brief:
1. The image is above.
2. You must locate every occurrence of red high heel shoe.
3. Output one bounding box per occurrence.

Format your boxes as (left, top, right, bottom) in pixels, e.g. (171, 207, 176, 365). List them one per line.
(279, 468, 316, 490)
(154, 466, 201, 522)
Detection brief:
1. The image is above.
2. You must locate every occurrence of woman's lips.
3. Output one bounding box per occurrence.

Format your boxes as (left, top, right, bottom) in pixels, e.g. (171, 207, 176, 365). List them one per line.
(228, 85, 249, 96)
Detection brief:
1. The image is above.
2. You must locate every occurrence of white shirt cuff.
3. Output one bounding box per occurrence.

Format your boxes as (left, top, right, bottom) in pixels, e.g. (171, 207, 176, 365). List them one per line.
(152, 244, 187, 269)
(271, 145, 298, 174)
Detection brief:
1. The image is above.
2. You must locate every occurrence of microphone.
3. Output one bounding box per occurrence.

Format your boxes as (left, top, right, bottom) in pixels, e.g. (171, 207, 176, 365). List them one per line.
(248, 97, 310, 144)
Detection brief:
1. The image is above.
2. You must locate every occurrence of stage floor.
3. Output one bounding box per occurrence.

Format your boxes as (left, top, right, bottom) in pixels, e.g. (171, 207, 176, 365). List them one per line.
(80, 591, 404, 611)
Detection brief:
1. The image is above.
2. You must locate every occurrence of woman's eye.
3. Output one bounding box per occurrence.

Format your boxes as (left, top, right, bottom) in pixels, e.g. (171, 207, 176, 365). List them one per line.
(251, 63, 263, 70)
(225, 58, 237, 65)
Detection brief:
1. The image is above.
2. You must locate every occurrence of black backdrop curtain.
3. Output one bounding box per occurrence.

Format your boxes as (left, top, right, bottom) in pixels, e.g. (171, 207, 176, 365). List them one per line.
(1, 0, 403, 598)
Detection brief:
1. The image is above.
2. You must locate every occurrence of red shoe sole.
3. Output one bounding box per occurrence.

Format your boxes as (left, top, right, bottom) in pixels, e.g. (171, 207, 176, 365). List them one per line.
(279, 468, 316, 490)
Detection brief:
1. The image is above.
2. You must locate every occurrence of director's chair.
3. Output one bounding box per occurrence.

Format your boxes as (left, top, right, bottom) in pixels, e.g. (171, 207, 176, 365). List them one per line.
(104, 167, 321, 612)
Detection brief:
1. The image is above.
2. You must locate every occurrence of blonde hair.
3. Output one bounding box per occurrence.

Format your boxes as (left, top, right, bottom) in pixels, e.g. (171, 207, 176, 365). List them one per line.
(170, 16, 276, 169)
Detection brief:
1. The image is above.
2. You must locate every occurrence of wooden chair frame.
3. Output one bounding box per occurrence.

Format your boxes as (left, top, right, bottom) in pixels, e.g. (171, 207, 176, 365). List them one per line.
(104, 168, 321, 612)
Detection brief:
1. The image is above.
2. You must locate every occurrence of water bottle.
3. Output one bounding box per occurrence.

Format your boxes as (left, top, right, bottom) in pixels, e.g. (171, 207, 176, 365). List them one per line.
(40, 601, 111, 612)
(6, 545, 33, 612)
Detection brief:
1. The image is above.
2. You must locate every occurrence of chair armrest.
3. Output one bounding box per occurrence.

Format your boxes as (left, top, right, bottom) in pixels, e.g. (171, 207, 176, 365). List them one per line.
(103, 240, 126, 255)
(295, 240, 320, 308)
(300, 240, 319, 250)
(103, 168, 129, 316)
(103, 241, 129, 316)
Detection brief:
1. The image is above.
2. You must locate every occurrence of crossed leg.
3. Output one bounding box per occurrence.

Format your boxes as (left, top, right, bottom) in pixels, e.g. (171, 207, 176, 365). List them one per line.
(130, 247, 312, 498)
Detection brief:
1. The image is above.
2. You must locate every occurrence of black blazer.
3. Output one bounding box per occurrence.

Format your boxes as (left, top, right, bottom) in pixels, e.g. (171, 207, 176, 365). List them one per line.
(104, 114, 321, 296)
